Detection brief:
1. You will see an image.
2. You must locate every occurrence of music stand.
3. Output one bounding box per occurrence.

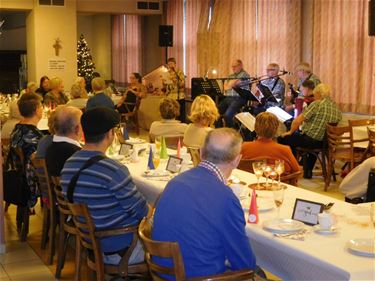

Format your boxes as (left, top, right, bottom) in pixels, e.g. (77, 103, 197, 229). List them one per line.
(233, 87, 260, 102)
(257, 83, 278, 104)
(191, 78, 223, 101)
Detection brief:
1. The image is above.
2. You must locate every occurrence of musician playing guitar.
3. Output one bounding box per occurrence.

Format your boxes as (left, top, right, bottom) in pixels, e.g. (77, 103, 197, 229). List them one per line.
(217, 59, 250, 128)
(251, 63, 286, 116)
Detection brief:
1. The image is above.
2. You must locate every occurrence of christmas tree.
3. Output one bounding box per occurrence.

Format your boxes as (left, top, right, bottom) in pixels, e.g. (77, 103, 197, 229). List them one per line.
(77, 34, 95, 81)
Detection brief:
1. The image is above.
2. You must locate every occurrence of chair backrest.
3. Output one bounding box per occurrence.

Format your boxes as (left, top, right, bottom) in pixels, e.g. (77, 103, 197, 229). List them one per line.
(115, 126, 126, 144)
(31, 155, 55, 209)
(348, 119, 375, 143)
(67, 203, 105, 279)
(51, 176, 73, 217)
(138, 218, 186, 281)
(188, 147, 201, 167)
(368, 127, 375, 155)
(326, 124, 351, 154)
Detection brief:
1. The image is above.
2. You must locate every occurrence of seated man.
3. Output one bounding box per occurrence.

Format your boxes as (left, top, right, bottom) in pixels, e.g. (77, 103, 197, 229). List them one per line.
(340, 157, 375, 203)
(241, 112, 300, 174)
(278, 84, 342, 178)
(86, 77, 115, 109)
(45, 106, 82, 176)
(61, 107, 149, 265)
(153, 128, 257, 278)
(149, 97, 188, 141)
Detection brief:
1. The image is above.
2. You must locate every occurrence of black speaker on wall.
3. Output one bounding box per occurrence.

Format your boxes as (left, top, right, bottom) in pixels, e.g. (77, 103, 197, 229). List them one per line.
(159, 25, 173, 47)
(370, 0, 375, 36)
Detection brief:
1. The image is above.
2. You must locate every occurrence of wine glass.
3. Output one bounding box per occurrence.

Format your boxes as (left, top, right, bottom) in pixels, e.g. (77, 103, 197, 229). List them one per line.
(252, 161, 265, 189)
(275, 160, 285, 187)
(155, 136, 161, 153)
(263, 165, 272, 188)
(273, 186, 285, 218)
(269, 165, 278, 187)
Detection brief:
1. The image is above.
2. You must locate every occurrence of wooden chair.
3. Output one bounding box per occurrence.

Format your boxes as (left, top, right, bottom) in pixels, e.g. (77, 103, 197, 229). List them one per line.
(138, 218, 255, 281)
(326, 123, 366, 189)
(121, 97, 141, 135)
(115, 126, 127, 144)
(187, 147, 201, 167)
(51, 176, 81, 281)
(348, 119, 375, 166)
(237, 158, 301, 186)
(367, 127, 375, 157)
(31, 155, 58, 264)
(67, 203, 149, 281)
(150, 135, 185, 150)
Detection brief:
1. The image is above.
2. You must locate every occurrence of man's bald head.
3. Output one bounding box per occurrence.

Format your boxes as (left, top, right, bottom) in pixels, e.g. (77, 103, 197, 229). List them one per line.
(201, 128, 242, 165)
(54, 106, 82, 136)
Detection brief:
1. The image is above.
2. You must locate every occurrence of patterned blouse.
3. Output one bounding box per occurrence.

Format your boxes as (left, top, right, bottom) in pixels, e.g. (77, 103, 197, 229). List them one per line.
(10, 123, 44, 207)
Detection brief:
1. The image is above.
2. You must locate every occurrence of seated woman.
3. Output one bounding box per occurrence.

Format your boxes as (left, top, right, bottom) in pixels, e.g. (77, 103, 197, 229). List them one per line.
(149, 97, 188, 142)
(116, 73, 146, 114)
(67, 83, 88, 109)
(44, 77, 69, 107)
(75, 76, 88, 98)
(35, 76, 49, 99)
(183, 95, 219, 148)
(241, 112, 300, 174)
(10, 93, 44, 216)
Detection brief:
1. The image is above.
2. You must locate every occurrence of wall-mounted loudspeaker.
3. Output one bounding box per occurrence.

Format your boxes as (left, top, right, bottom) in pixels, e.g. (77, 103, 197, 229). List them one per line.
(159, 25, 173, 47)
(370, 0, 375, 36)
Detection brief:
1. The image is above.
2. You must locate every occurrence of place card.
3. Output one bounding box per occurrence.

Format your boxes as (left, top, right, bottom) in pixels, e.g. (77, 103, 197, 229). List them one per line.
(166, 156, 183, 173)
(119, 143, 133, 156)
(292, 198, 324, 225)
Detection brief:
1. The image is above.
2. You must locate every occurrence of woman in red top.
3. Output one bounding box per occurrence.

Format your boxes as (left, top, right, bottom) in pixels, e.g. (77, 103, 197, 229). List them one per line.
(241, 112, 300, 174)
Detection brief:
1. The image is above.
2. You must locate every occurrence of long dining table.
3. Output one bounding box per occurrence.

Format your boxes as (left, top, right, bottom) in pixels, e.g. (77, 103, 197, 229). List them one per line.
(119, 146, 375, 281)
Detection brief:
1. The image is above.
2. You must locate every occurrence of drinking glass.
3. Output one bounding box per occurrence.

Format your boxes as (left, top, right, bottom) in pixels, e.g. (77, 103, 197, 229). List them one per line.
(252, 161, 265, 189)
(263, 165, 272, 188)
(153, 153, 160, 169)
(269, 165, 278, 187)
(275, 160, 285, 187)
(155, 136, 161, 153)
(273, 187, 285, 218)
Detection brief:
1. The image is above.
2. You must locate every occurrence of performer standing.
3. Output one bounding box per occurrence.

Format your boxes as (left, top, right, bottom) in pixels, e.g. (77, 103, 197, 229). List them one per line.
(217, 59, 250, 128)
(163, 57, 186, 122)
(252, 63, 285, 115)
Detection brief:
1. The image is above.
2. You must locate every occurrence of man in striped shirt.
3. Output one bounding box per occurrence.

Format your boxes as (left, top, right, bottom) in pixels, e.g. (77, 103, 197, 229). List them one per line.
(61, 107, 149, 265)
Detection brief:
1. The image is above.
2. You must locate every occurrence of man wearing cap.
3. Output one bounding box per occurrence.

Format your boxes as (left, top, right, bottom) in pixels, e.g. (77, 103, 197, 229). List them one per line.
(61, 106, 149, 265)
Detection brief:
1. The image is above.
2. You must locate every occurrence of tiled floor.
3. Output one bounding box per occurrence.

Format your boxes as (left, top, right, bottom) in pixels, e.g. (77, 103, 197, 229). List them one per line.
(0, 129, 347, 281)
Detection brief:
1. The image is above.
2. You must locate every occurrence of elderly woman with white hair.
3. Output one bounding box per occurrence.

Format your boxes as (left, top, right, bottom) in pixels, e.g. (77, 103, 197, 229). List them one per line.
(278, 83, 342, 178)
(67, 83, 88, 109)
(44, 77, 69, 107)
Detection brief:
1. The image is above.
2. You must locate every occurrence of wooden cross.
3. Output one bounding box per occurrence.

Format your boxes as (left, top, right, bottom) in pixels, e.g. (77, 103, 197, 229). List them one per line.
(53, 38, 62, 56)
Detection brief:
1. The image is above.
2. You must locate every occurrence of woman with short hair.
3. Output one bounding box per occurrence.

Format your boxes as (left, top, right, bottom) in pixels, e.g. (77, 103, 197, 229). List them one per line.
(241, 112, 300, 174)
(44, 77, 69, 107)
(149, 97, 188, 141)
(67, 83, 88, 109)
(10, 93, 44, 211)
(183, 95, 219, 148)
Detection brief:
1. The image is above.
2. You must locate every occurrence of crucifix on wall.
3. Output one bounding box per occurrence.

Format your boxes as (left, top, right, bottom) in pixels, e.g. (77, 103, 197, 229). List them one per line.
(53, 38, 62, 56)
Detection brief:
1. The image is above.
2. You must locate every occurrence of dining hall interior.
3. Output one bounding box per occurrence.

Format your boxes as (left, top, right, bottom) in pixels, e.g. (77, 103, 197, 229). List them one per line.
(0, 0, 375, 280)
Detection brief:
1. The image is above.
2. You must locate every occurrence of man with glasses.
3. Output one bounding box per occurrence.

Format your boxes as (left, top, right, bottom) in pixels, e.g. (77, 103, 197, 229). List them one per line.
(217, 59, 250, 128)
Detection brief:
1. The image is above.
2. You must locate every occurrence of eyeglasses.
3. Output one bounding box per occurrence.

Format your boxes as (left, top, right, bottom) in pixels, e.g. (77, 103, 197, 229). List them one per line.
(266, 69, 277, 71)
(232, 64, 240, 68)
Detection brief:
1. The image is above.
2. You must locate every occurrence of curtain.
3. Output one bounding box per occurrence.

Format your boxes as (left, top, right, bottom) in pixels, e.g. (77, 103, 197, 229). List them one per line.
(166, 0, 184, 65)
(112, 15, 142, 84)
(312, 0, 375, 114)
(198, 0, 257, 78)
(112, 15, 126, 83)
(256, 0, 301, 84)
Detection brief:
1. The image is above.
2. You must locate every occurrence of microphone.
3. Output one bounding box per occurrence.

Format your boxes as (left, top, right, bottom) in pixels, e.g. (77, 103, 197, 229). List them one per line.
(281, 69, 293, 75)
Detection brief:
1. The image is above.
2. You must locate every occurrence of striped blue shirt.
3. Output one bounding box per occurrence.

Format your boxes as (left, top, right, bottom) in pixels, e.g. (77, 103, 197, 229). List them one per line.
(61, 150, 148, 253)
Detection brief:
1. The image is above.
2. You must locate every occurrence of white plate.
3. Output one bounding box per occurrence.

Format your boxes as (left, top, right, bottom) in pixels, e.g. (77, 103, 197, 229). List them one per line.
(313, 225, 337, 235)
(143, 170, 170, 178)
(263, 218, 305, 234)
(109, 154, 125, 161)
(347, 239, 375, 257)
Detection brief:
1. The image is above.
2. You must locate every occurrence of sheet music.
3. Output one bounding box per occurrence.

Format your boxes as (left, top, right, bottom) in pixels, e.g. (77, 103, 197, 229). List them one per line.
(266, 106, 293, 122)
(235, 112, 256, 131)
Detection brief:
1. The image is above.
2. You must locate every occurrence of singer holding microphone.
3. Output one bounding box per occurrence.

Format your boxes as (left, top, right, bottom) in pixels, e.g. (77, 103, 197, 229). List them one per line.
(162, 57, 186, 122)
(217, 59, 250, 128)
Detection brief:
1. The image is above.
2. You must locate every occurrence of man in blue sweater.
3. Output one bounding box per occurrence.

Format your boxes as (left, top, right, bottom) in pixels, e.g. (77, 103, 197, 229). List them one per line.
(61, 107, 149, 265)
(153, 128, 257, 278)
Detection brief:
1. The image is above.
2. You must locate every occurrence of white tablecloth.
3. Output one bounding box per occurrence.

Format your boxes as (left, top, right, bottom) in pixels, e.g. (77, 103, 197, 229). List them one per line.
(121, 150, 375, 281)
